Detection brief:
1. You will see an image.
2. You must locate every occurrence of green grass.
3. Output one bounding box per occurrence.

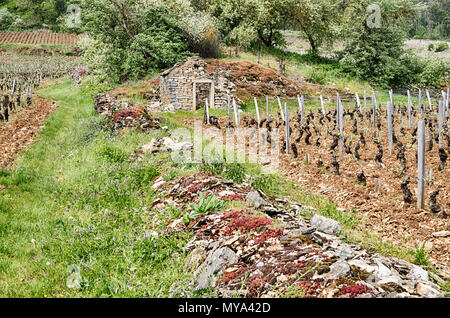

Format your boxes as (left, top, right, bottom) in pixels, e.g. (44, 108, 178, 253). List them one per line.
(412, 243, 430, 267)
(0, 78, 197, 297)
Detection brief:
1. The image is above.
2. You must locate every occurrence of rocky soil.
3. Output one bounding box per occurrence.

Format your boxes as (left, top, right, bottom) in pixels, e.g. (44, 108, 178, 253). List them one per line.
(0, 96, 58, 168)
(182, 104, 450, 269)
(144, 164, 448, 298)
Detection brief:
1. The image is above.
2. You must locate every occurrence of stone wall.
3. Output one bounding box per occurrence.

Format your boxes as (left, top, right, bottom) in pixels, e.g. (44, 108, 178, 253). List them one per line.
(159, 56, 236, 111)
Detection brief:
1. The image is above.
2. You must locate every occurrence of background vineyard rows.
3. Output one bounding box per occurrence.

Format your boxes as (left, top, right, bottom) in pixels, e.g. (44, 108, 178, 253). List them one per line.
(0, 31, 81, 45)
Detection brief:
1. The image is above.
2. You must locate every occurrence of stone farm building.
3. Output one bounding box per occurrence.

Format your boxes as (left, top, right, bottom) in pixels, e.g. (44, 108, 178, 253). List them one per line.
(159, 56, 237, 111)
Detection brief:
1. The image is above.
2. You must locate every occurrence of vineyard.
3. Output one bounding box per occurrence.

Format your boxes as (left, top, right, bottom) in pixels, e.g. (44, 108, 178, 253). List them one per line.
(194, 90, 450, 264)
(0, 32, 81, 45)
(0, 56, 82, 123)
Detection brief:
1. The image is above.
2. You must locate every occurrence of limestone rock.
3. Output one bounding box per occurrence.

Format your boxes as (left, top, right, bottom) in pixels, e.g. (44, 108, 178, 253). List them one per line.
(246, 191, 266, 209)
(408, 265, 429, 281)
(432, 231, 450, 238)
(310, 214, 342, 235)
(328, 260, 351, 279)
(196, 247, 238, 289)
(415, 282, 444, 298)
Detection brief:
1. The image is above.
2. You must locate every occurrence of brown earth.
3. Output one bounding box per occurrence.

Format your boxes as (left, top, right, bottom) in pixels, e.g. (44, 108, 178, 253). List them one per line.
(182, 109, 450, 268)
(0, 96, 58, 168)
(0, 32, 80, 45)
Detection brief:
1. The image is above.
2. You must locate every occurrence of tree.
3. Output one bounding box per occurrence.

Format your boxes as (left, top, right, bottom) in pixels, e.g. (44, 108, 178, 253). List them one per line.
(289, 0, 344, 54)
(409, 0, 450, 39)
(81, 0, 191, 81)
(209, 0, 291, 49)
(5, 0, 69, 28)
(339, 0, 417, 88)
(0, 8, 14, 30)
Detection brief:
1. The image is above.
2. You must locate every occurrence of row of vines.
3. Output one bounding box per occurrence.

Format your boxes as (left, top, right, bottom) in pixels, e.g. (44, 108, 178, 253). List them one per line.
(0, 56, 83, 122)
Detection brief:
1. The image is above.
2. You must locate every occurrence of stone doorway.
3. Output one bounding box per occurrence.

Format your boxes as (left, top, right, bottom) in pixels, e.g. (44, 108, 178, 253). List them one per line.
(192, 79, 215, 110)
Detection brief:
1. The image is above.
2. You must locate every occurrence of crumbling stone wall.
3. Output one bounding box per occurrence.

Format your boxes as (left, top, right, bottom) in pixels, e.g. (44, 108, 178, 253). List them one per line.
(159, 56, 236, 111)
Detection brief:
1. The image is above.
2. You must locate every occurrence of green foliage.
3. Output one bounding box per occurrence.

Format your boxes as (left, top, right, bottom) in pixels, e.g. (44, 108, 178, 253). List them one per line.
(251, 174, 280, 195)
(78, 75, 116, 98)
(428, 42, 449, 52)
(319, 204, 359, 230)
(416, 58, 450, 88)
(413, 243, 430, 266)
(3, 0, 69, 30)
(97, 144, 128, 164)
(189, 192, 225, 215)
(435, 42, 449, 52)
(184, 193, 225, 224)
(81, 0, 191, 82)
(306, 67, 327, 85)
(200, 162, 246, 184)
(339, 0, 417, 88)
(0, 7, 14, 30)
(407, 0, 450, 40)
(289, 0, 343, 53)
(209, 0, 290, 48)
(224, 163, 246, 184)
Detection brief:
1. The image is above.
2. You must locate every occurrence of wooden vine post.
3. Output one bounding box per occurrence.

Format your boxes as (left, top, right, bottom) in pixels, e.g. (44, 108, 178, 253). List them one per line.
(232, 98, 239, 128)
(254, 97, 261, 126)
(387, 101, 393, 153)
(417, 120, 426, 210)
(407, 90, 412, 128)
(285, 102, 289, 154)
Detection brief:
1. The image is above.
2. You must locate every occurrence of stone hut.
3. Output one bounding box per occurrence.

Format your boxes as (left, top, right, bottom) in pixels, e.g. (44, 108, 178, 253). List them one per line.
(159, 56, 236, 111)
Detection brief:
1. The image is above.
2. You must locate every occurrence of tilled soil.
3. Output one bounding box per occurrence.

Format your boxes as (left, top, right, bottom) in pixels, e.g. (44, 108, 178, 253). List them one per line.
(0, 96, 58, 168)
(182, 109, 450, 268)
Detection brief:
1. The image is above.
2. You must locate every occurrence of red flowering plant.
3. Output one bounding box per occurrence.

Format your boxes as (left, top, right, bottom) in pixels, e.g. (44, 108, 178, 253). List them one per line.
(340, 284, 372, 298)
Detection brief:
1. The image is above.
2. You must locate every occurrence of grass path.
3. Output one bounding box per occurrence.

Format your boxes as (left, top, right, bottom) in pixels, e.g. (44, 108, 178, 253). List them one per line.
(0, 79, 192, 297)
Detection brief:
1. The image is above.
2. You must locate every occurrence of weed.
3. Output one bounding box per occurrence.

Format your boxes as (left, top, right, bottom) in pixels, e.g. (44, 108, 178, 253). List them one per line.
(251, 174, 279, 195)
(224, 163, 246, 184)
(190, 192, 225, 215)
(184, 193, 225, 225)
(97, 144, 129, 164)
(163, 168, 179, 181)
(413, 243, 430, 267)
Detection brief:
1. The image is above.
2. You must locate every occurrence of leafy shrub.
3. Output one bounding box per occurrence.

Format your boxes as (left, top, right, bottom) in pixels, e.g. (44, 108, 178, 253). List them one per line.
(0, 8, 14, 30)
(339, 0, 417, 88)
(81, 1, 191, 82)
(428, 44, 435, 52)
(417, 58, 450, 88)
(307, 67, 327, 85)
(184, 193, 225, 225)
(435, 42, 449, 53)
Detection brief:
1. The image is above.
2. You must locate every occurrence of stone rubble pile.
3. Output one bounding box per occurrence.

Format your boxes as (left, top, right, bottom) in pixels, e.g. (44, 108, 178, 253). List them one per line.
(94, 93, 161, 131)
(153, 173, 448, 298)
(140, 136, 193, 154)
